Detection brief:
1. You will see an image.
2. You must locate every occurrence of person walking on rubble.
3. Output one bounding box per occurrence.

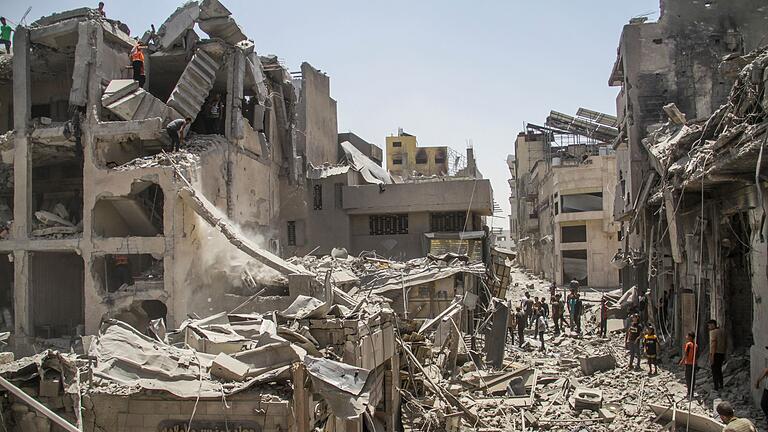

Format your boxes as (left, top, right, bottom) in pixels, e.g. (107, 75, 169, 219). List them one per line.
(755, 365, 768, 428)
(507, 300, 516, 347)
(552, 293, 566, 334)
(625, 314, 642, 370)
(598, 295, 609, 338)
(642, 325, 659, 375)
(573, 293, 583, 334)
(515, 307, 526, 347)
(166, 117, 192, 152)
(679, 331, 698, 398)
(0, 17, 13, 55)
(129, 40, 147, 88)
(523, 292, 534, 329)
(708, 319, 727, 392)
(535, 310, 548, 352)
(716, 401, 757, 432)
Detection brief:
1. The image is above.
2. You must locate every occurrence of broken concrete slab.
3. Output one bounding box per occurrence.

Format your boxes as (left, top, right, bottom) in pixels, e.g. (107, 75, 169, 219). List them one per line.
(199, 0, 232, 20)
(210, 352, 249, 382)
(578, 352, 616, 375)
(198, 16, 246, 45)
(156, 1, 199, 50)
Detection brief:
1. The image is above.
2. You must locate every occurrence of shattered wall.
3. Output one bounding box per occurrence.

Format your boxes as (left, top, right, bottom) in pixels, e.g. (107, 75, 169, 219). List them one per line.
(296, 62, 339, 168)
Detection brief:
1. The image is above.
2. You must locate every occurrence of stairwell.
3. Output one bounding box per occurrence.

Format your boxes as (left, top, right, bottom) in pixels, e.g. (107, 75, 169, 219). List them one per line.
(166, 49, 222, 121)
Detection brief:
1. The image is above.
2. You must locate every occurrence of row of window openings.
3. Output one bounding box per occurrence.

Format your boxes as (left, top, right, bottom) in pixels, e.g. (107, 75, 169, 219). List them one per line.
(287, 211, 471, 244)
(392, 155, 446, 165)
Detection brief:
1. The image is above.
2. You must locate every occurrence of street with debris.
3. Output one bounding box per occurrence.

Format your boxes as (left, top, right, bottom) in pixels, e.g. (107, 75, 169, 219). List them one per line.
(0, 0, 767, 431)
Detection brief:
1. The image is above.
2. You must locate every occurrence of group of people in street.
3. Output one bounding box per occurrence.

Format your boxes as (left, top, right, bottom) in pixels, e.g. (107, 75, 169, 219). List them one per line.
(505, 279, 768, 430)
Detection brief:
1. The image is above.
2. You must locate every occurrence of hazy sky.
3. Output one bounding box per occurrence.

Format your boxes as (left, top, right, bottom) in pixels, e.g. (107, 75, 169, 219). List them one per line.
(4, 0, 660, 229)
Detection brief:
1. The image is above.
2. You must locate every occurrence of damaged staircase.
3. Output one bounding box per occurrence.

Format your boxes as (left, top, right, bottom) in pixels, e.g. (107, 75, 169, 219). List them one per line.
(102, 80, 182, 123)
(166, 49, 222, 121)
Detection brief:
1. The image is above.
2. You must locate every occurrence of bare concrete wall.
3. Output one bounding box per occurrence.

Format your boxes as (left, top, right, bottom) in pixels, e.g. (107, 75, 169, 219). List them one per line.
(297, 63, 338, 167)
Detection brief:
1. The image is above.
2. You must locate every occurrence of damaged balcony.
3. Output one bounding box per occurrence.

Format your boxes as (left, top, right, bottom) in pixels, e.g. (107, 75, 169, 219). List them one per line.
(93, 181, 164, 238)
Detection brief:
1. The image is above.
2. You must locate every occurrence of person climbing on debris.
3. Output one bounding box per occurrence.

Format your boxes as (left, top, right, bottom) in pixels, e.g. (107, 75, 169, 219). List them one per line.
(679, 331, 698, 398)
(716, 401, 757, 432)
(515, 306, 526, 347)
(97, 2, 106, 17)
(755, 364, 768, 427)
(165, 117, 192, 152)
(625, 314, 642, 370)
(535, 310, 548, 352)
(0, 17, 13, 55)
(642, 325, 658, 375)
(708, 319, 727, 392)
(129, 40, 147, 88)
(204, 93, 223, 134)
(598, 295, 609, 338)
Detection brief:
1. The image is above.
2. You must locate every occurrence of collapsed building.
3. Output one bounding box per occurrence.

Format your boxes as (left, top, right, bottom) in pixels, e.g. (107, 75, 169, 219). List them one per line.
(607, 0, 768, 409)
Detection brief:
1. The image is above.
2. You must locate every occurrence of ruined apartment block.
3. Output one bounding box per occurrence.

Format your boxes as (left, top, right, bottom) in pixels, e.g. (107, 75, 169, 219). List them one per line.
(0, 0, 346, 347)
(512, 110, 621, 288)
(608, 0, 768, 408)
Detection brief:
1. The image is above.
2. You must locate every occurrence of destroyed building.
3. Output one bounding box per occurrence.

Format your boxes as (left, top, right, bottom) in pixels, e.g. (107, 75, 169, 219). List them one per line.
(0, 0, 360, 349)
(512, 112, 621, 288)
(607, 0, 768, 409)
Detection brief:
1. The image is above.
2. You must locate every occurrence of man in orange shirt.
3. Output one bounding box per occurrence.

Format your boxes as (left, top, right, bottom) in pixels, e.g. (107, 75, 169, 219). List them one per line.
(678, 331, 698, 398)
(130, 41, 147, 88)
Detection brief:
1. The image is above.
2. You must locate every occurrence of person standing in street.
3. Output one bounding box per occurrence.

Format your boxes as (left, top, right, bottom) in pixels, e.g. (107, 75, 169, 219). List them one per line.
(626, 314, 642, 370)
(536, 310, 548, 352)
(708, 319, 727, 391)
(507, 300, 516, 347)
(551, 294, 561, 334)
(642, 326, 658, 375)
(515, 307, 526, 347)
(0, 17, 13, 54)
(755, 365, 768, 429)
(598, 295, 609, 338)
(716, 401, 757, 432)
(679, 331, 698, 398)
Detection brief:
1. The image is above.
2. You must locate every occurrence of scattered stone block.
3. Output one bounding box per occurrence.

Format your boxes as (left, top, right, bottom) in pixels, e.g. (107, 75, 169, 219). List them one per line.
(210, 352, 250, 382)
(578, 353, 616, 375)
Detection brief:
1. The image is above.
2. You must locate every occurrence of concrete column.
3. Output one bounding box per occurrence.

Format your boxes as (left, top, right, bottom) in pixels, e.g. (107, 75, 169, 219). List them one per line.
(12, 250, 30, 337)
(11, 28, 31, 239)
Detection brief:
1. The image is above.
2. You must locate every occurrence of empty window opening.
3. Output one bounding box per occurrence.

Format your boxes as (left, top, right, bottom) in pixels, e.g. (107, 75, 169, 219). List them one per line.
(431, 211, 469, 232)
(30, 44, 75, 123)
(562, 249, 588, 287)
(392, 141, 402, 148)
(0, 254, 13, 332)
(30, 160, 83, 238)
(434, 151, 446, 165)
(0, 81, 12, 133)
(369, 214, 408, 235)
(287, 221, 297, 246)
(30, 252, 84, 338)
(415, 149, 428, 165)
(561, 192, 602, 213)
(93, 254, 164, 293)
(313, 184, 323, 210)
(392, 158, 403, 165)
(561, 225, 587, 243)
(93, 182, 164, 237)
(334, 183, 344, 209)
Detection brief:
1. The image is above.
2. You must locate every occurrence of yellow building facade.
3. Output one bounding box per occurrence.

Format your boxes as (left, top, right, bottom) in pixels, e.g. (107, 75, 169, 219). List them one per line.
(386, 131, 449, 177)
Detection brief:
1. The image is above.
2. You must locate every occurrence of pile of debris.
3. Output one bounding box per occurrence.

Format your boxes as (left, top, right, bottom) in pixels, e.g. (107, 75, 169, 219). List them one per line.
(31, 203, 82, 238)
(642, 45, 768, 188)
(114, 133, 224, 171)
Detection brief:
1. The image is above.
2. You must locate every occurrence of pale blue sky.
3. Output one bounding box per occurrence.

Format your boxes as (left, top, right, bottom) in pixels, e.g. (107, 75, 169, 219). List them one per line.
(4, 0, 659, 228)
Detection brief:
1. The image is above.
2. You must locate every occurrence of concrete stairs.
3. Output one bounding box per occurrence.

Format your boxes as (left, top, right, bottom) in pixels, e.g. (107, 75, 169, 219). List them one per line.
(166, 49, 221, 121)
(102, 79, 182, 123)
